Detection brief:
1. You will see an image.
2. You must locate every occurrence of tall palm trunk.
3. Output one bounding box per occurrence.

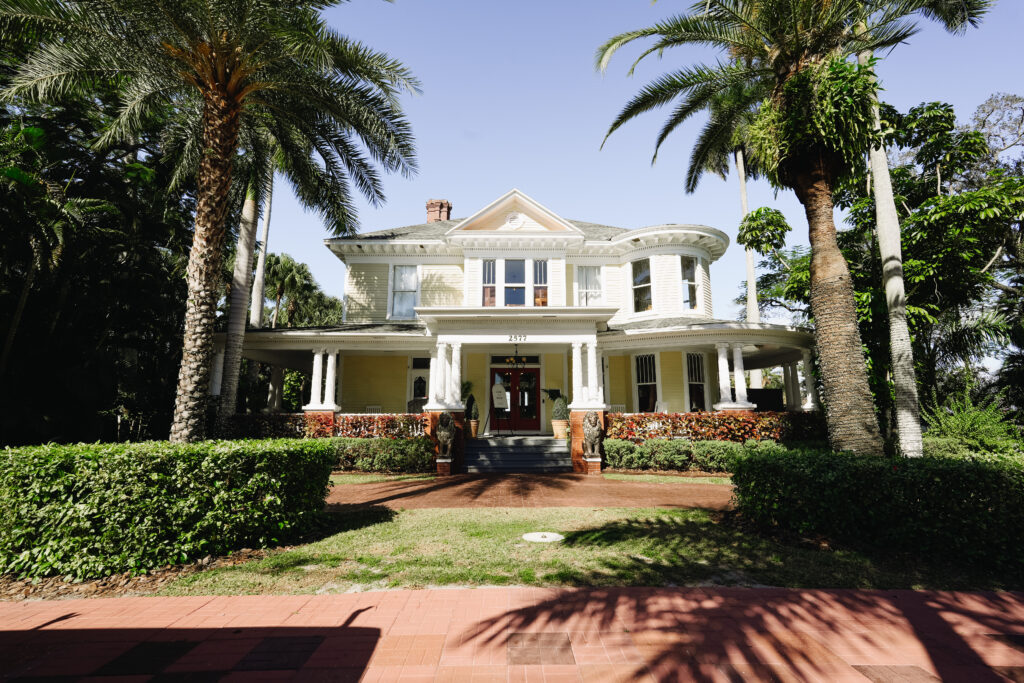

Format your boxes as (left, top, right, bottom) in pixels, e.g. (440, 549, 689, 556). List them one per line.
(858, 49, 924, 458)
(249, 174, 273, 328)
(169, 94, 242, 443)
(214, 186, 260, 434)
(735, 148, 762, 389)
(794, 157, 884, 456)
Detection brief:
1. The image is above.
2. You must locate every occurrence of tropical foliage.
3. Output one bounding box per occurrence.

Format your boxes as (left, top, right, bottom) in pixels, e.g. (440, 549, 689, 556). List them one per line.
(605, 411, 824, 444)
(1, 0, 417, 442)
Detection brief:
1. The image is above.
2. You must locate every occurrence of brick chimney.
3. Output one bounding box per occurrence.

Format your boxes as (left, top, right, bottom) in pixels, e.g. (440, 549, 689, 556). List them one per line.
(426, 199, 452, 223)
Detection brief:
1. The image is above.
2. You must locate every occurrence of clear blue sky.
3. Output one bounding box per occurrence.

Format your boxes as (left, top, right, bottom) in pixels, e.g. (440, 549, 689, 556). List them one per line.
(267, 0, 1023, 320)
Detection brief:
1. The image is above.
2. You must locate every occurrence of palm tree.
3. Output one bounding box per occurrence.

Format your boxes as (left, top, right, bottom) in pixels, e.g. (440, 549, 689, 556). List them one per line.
(597, 0, 944, 455)
(853, 0, 991, 457)
(263, 254, 316, 329)
(249, 171, 274, 328)
(2, 0, 418, 441)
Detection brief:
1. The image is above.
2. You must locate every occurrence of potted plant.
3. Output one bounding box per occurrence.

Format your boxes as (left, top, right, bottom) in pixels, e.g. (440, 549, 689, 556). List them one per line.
(551, 396, 569, 439)
(467, 394, 480, 438)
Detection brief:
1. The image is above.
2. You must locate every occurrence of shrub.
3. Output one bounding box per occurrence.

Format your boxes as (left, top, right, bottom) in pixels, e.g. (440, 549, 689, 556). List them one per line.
(602, 438, 770, 472)
(332, 437, 434, 473)
(334, 413, 425, 438)
(731, 449, 1024, 572)
(227, 413, 305, 439)
(606, 411, 824, 443)
(552, 396, 569, 421)
(0, 438, 336, 579)
(923, 393, 1022, 455)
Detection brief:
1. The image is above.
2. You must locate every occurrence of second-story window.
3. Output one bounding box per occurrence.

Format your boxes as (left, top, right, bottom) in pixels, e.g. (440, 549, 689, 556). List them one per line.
(482, 259, 496, 306)
(533, 260, 548, 307)
(505, 259, 526, 306)
(577, 266, 602, 306)
(681, 256, 698, 310)
(391, 265, 417, 319)
(632, 259, 652, 312)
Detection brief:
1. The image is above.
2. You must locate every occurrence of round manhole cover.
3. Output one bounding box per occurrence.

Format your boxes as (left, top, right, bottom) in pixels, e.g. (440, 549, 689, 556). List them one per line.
(522, 532, 564, 543)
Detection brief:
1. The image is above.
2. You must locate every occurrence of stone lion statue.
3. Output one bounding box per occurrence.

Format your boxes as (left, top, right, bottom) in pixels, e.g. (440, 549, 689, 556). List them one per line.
(582, 410, 603, 458)
(436, 411, 456, 459)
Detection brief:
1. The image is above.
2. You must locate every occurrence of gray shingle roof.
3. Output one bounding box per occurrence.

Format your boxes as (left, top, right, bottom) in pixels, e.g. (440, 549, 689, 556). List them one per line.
(335, 219, 630, 242)
(604, 316, 733, 332)
(249, 322, 426, 334)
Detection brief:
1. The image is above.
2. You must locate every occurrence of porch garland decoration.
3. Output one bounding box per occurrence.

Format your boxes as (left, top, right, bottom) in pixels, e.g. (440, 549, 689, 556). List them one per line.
(605, 411, 824, 444)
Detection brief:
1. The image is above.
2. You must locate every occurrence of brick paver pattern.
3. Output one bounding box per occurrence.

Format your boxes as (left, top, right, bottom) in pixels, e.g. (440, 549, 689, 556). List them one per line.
(3, 587, 1024, 681)
(327, 474, 734, 510)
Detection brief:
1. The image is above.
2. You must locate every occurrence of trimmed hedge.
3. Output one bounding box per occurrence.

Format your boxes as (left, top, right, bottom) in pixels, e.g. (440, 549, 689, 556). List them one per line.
(606, 411, 825, 443)
(731, 449, 1024, 572)
(0, 438, 336, 579)
(333, 437, 434, 473)
(604, 438, 787, 472)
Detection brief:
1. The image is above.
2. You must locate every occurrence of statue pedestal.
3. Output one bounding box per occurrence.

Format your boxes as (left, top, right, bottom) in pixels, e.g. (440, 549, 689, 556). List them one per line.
(569, 410, 605, 475)
(425, 410, 464, 476)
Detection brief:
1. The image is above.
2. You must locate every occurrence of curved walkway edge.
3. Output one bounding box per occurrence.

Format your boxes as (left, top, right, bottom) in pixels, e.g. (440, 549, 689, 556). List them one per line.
(3, 587, 1024, 681)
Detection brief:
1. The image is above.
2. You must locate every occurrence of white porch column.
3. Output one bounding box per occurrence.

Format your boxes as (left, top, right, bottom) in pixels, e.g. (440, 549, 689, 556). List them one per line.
(449, 342, 463, 408)
(783, 362, 797, 410)
(267, 365, 284, 412)
(209, 349, 225, 396)
(715, 343, 731, 406)
(323, 350, 339, 410)
(598, 352, 608, 406)
(304, 349, 325, 409)
(801, 349, 820, 411)
(436, 342, 449, 405)
(570, 342, 583, 407)
(587, 341, 599, 404)
(732, 344, 750, 405)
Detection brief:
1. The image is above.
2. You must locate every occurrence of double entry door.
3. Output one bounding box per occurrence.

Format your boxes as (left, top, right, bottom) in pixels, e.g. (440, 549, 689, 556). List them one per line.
(490, 368, 540, 432)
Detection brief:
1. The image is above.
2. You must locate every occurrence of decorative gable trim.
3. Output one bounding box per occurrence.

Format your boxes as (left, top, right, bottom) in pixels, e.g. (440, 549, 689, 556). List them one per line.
(446, 189, 586, 238)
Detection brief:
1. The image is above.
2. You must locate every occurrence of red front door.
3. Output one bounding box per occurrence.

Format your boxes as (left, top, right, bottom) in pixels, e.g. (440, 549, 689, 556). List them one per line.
(491, 368, 541, 432)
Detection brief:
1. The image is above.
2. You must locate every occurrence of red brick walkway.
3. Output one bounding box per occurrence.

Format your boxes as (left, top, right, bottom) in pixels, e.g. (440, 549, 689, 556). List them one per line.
(327, 474, 734, 510)
(3, 587, 1023, 681)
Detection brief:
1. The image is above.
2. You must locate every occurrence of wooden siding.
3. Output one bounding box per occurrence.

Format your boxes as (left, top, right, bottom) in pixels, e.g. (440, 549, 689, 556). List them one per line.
(660, 351, 685, 412)
(420, 264, 464, 307)
(344, 263, 389, 323)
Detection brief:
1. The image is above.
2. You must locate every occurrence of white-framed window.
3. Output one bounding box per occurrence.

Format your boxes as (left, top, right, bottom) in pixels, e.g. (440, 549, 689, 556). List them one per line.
(482, 259, 496, 306)
(681, 256, 698, 310)
(632, 259, 653, 312)
(391, 265, 418, 319)
(577, 265, 602, 306)
(635, 353, 658, 412)
(505, 259, 526, 306)
(687, 352, 707, 411)
(533, 260, 548, 307)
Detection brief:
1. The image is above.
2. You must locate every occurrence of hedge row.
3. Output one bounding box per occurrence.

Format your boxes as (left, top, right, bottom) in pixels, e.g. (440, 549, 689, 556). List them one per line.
(0, 439, 338, 579)
(333, 437, 434, 473)
(606, 411, 825, 443)
(731, 448, 1024, 572)
(603, 438, 807, 472)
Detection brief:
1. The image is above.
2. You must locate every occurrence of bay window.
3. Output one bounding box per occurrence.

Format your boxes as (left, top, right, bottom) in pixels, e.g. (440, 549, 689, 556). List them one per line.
(504, 259, 526, 306)
(635, 353, 657, 412)
(482, 259, 496, 306)
(681, 256, 698, 310)
(533, 260, 548, 307)
(632, 259, 652, 312)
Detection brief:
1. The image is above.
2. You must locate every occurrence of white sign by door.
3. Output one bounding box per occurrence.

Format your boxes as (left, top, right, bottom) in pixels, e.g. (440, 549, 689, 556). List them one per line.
(491, 382, 509, 410)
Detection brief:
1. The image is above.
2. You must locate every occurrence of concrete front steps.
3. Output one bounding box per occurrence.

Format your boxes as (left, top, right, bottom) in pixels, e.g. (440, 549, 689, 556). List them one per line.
(464, 436, 572, 473)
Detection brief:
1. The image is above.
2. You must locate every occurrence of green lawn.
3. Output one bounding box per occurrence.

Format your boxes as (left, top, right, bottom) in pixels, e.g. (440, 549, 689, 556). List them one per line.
(161, 507, 1008, 596)
(603, 473, 733, 485)
(330, 473, 436, 485)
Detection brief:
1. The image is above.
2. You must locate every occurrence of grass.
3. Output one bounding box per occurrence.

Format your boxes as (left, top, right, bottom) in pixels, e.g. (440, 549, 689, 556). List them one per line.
(161, 506, 1012, 596)
(603, 473, 732, 485)
(330, 473, 436, 485)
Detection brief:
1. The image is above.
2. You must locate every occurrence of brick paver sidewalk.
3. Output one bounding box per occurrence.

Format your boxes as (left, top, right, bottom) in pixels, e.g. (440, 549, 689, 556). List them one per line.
(327, 474, 734, 510)
(3, 587, 1023, 681)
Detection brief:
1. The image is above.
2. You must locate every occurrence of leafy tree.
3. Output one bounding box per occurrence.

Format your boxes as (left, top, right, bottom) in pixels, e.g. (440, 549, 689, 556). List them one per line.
(597, 0, 933, 454)
(2, 0, 418, 442)
(748, 98, 1022, 432)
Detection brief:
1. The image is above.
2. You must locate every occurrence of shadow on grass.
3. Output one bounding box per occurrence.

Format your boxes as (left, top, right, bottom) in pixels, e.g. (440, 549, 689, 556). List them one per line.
(303, 505, 397, 544)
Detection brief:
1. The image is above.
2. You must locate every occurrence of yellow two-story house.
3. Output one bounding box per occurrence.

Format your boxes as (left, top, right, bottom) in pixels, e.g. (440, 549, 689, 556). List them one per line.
(233, 189, 817, 434)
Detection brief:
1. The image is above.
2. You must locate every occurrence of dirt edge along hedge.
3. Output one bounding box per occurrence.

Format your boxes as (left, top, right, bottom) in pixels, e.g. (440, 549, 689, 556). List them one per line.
(0, 438, 337, 579)
(731, 449, 1024, 573)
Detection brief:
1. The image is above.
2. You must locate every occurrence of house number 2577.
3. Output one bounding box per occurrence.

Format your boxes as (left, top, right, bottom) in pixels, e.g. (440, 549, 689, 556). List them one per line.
(508, 334, 527, 343)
